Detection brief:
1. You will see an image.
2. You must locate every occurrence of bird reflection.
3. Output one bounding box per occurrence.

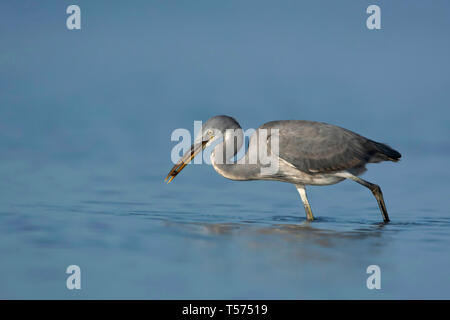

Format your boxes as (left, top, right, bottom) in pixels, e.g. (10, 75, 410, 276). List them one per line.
(164, 219, 387, 243)
(163, 219, 389, 264)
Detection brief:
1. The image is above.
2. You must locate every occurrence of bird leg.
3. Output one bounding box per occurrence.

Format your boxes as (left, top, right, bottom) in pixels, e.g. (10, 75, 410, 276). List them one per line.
(340, 173, 390, 223)
(296, 185, 315, 221)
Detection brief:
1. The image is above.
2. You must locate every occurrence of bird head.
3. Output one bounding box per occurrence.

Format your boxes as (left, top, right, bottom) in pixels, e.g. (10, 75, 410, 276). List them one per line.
(165, 115, 242, 183)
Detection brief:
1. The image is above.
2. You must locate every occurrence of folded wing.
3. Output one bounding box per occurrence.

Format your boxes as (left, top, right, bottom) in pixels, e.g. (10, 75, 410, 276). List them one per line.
(263, 120, 388, 174)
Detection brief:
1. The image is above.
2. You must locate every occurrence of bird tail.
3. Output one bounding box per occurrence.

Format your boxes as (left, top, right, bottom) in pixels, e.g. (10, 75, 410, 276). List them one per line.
(369, 141, 402, 163)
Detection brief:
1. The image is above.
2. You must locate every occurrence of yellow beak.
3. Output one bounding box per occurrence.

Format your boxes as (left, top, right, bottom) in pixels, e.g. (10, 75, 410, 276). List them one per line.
(165, 140, 209, 183)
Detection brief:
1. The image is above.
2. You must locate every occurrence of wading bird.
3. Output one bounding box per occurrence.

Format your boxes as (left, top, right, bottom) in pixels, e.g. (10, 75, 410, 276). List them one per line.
(165, 115, 401, 223)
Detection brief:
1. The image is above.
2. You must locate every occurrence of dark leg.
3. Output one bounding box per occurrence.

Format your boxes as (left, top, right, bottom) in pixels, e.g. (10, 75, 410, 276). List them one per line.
(342, 174, 390, 222)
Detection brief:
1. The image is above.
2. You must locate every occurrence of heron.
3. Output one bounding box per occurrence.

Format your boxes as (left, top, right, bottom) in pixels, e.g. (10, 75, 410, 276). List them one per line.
(165, 115, 401, 223)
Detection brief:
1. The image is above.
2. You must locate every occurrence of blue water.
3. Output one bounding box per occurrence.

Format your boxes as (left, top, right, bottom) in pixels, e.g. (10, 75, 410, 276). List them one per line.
(1, 1, 449, 299)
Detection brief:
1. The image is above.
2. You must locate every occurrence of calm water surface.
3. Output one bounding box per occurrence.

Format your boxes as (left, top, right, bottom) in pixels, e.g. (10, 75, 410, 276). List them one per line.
(0, 152, 449, 299)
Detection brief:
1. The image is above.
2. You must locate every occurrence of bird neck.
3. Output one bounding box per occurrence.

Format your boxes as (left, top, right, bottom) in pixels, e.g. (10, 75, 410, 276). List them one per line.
(210, 143, 260, 181)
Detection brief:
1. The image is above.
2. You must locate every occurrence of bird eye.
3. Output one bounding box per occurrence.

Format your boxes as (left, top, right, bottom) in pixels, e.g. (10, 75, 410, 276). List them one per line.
(207, 129, 213, 136)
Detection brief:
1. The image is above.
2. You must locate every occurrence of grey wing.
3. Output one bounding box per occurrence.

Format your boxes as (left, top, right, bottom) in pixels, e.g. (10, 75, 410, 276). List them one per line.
(264, 121, 374, 174)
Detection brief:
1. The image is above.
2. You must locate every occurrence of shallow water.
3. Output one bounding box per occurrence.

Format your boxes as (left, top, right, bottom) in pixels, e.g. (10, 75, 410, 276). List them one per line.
(0, 154, 449, 299)
(1, 1, 450, 299)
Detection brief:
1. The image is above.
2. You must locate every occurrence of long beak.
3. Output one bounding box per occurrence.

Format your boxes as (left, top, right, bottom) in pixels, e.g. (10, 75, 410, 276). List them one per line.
(165, 140, 209, 183)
